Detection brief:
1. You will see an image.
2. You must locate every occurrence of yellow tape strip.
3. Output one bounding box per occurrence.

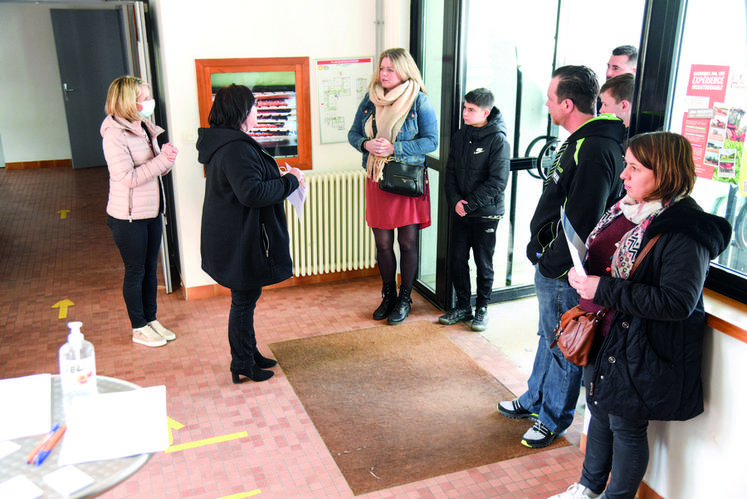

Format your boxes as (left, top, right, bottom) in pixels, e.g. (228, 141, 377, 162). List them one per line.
(164, 431, 248, 453)
(216, 490, 261, 499)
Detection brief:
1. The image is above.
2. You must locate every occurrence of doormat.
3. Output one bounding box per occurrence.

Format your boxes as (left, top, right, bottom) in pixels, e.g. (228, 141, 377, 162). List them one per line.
(269, 320, 569, 495)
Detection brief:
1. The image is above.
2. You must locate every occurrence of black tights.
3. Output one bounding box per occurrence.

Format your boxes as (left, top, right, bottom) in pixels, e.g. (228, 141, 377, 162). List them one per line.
(372, 224, 419, 289)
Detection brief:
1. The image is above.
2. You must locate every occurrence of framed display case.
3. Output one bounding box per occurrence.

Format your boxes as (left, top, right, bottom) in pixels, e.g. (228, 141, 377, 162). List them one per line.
(195, 57, 312, 170)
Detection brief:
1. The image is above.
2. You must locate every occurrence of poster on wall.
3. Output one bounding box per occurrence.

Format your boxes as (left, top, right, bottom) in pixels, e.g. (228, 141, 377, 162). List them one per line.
(211, 71, 299, 159)
(681, 64, 747, 196)
(315, 58, 373, 144)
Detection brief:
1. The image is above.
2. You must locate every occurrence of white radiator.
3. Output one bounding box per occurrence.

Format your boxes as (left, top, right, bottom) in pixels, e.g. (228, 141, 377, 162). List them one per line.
(285, 169, 377, 277)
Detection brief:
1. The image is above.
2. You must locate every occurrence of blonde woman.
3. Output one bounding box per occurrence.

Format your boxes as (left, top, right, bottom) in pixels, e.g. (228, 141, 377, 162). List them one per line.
(348, 48, 438, 325)
(101, 76, 178, 347)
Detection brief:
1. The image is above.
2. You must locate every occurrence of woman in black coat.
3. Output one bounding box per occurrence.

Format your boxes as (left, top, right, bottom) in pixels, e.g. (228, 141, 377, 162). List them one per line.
(197, 84, 304, 384)
(550, 132, 731, 499)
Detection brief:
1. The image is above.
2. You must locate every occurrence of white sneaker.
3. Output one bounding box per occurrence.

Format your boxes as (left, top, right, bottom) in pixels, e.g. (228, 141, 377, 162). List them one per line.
(548, 483, 601, 499)
(132, 325, 167, 347)
(148, 320, 176, 341)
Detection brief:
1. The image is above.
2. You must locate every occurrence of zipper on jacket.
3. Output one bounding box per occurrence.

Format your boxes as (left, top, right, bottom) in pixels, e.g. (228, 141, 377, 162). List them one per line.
(261, 224, 270, 258)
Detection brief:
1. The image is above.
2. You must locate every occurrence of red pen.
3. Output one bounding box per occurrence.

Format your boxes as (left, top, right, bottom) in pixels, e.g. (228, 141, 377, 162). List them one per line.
(26, 423, 60, 464)
(34, 424, 67, 466)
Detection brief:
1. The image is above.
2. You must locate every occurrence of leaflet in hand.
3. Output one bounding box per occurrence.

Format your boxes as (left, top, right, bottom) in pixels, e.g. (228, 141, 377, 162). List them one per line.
(284, 163, 307, 223)
(560, 206, 587, 277)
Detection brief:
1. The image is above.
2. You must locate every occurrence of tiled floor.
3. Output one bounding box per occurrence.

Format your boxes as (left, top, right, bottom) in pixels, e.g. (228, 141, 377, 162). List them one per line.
(0, 166, 585, 498)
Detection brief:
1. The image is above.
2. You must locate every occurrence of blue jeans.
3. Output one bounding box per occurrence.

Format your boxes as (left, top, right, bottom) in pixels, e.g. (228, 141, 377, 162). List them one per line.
(580, 396, 650, 499)
(228, 288, 262, 371)
(107, 215, 162, 328)
(518, 266, 582, 434)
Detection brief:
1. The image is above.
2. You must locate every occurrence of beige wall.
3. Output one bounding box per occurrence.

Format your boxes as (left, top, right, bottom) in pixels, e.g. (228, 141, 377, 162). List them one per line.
(150, 0, 410, 289)
(0, 3, 71, 163)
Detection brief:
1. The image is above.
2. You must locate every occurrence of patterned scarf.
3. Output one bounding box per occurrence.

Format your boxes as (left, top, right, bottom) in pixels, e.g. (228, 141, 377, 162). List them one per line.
(586, 195, 677, 278)
(363, 79, 419, 182)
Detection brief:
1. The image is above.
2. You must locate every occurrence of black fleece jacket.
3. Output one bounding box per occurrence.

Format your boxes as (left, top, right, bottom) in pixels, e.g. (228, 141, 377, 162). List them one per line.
(197, 127, 299, 290)
(444, 107, 510, 220)
(527, 115, 626, 278)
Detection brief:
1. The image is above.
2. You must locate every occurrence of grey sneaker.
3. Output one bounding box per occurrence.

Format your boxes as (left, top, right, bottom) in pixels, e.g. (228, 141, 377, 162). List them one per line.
(547, 483, 601, 498)
(148, 320, 176, 341)
(521, 420, 557, 448)
(471, 306, 488, 331)
(132, 325, 167, 347)
(438, 306, 473, 325)
(498, 399, 538, 420)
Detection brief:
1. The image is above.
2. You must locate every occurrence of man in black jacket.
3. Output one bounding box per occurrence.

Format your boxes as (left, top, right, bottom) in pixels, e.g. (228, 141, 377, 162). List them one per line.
(439, 88, 510, 331)
(498, 66, 626, 448)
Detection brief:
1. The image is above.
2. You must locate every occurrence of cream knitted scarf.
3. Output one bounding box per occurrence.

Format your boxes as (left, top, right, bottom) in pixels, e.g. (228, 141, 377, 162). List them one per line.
(363, 79, 420, 182)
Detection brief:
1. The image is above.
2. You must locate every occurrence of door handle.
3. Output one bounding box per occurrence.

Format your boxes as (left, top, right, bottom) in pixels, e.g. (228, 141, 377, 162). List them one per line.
(63, 83, 77, 101)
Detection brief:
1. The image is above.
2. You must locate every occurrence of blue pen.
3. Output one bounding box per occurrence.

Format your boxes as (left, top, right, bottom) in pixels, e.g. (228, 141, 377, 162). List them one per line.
(34, 423, 67, 466)
(26, 423, 60, 464)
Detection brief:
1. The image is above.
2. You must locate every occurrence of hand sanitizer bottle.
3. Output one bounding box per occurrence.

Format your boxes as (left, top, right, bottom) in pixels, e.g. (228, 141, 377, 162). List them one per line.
(59, 321, 97, 399)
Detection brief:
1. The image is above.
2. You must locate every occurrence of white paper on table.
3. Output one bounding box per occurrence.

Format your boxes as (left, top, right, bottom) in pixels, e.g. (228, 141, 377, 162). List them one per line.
(0, 373, 51, 441)
(58, 385, 168, 465)
(43, 465, 94, 497)
(0, 475, 43, 499)
(560, 206, 587, 277)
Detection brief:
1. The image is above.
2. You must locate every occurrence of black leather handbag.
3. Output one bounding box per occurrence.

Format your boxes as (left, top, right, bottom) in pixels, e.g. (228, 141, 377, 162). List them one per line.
(378, 159, 425, 197)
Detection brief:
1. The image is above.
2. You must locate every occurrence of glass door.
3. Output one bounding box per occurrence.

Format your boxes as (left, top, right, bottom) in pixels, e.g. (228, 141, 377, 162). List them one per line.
(413, 0, 647, 310)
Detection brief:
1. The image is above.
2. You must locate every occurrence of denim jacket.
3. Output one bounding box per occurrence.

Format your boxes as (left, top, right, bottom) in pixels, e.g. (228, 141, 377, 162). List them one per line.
(347, 91, 438, 167)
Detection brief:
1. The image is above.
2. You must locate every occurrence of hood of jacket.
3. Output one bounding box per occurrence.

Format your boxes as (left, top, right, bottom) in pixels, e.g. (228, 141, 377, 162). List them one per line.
(197, 127, 258, 165)
(566, 113, 626, 144)
(646, 196, 732, 260)
(465, 106, 507, 140)
(100, 114, 163, 139)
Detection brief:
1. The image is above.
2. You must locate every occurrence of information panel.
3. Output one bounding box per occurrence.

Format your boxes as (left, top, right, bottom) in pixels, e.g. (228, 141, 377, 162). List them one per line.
(316, 58, 373, 144)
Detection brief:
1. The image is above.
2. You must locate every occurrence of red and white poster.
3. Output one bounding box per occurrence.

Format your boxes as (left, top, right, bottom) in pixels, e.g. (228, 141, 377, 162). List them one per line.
(681, 64, 747, 195)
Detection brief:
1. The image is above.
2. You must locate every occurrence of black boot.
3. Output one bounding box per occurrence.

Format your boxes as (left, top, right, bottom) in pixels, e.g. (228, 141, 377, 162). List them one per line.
(373, 282, 398, 320)
(254, 349, 278, 368)
(387, 286, 412, 325)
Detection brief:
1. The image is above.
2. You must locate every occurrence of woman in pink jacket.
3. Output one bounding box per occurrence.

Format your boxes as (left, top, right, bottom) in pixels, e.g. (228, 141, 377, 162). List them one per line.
(101, 76, 178, 347)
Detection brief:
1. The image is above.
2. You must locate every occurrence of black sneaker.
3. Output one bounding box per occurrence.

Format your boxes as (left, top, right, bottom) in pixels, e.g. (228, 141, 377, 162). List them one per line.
(438, 306, 473, 325)
(497, 399, 538, 421)
(521, 420, 557, 448)
(471, 306, 488, 331)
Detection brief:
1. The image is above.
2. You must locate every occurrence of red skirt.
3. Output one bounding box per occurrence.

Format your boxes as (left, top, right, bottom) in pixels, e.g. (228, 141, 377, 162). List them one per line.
(365, 172, 431, 230)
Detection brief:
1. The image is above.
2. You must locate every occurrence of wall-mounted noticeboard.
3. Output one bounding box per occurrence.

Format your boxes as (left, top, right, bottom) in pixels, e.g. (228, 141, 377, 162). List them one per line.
(315, 58, 373, 144)
(195, 57, 312, 170)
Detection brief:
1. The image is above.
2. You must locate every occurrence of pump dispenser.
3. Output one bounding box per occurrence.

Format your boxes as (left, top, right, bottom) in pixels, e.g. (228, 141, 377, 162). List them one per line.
(59, 321, 97, 398)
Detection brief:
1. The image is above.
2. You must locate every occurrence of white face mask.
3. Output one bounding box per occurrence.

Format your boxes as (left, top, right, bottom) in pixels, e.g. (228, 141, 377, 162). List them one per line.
(137, 98, 156, 119)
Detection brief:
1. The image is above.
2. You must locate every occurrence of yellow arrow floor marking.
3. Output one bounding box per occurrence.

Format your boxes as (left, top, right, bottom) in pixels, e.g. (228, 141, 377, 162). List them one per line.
(216, 490, 261, 499)
(57, 209, 71, 219)
(167, 417, 185, 445)
(165, 431, 248, 453)
(52, 299, 74, 319)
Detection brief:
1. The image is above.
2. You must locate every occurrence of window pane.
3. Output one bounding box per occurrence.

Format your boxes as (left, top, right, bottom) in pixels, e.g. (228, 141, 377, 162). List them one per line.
(669, 0, 747, 275)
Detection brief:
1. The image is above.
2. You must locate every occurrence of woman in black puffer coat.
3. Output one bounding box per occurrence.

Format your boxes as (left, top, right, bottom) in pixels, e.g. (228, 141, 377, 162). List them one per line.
(550, 132, 731, 499)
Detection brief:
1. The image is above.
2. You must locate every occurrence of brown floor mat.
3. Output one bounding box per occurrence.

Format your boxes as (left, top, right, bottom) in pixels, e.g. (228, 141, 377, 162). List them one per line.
(269, 320, 569, 495)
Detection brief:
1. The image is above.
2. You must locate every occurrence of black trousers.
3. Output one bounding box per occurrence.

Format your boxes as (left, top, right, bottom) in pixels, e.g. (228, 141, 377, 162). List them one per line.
(449, 217, 499, 309)
(228, 288, 262, 370)
(107, 215, 162, 328)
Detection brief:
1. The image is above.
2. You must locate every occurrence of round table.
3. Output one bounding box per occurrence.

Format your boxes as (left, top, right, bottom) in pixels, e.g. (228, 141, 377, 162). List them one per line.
(1, 375, 152, 498)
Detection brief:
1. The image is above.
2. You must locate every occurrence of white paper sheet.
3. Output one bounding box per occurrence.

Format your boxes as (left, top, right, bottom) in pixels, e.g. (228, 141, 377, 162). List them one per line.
(0, 475, 43, 499)
(43, 465, 94, 497)
(284, 162, 307, 222)
(0, 374, 51, 441)
(560, 206, 588, 277)
(58, 385, 168, 465)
